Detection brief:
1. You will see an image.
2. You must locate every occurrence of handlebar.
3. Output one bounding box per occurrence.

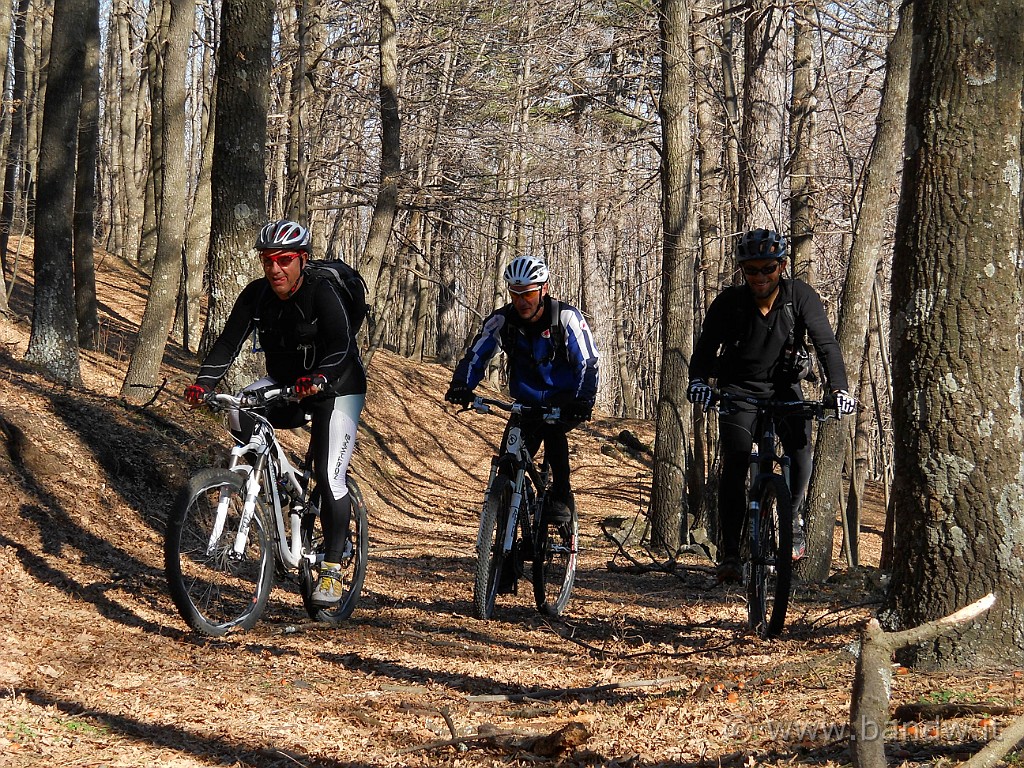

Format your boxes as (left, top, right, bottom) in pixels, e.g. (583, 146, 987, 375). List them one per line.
(202, 386, 300, 410)
(712, 389, 839, 421)
(464, 396, 562, 424)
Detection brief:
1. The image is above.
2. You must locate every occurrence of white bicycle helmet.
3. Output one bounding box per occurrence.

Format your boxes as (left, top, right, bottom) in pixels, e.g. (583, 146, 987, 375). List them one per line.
(256, 219, 311, 252)
(503, 254, 550, 286)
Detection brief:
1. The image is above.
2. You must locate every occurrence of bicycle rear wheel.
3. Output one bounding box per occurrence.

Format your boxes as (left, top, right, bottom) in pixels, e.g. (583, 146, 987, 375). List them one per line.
(164, 468, 275, 636)
(300, 477, 370, 623)
(745, 474, 793, 638)
(472, 475, 512, 620)
(532, 508, 578, 617)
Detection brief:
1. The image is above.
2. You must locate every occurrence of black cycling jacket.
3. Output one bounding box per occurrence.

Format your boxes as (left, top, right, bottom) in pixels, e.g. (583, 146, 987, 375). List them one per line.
(196, 275, 367, 397)
(689, 278, 849, 395)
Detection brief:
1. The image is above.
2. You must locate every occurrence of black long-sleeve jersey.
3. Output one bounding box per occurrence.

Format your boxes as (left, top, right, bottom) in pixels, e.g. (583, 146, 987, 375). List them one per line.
(196, 275, 367, 397)
(689, 278, 849, 395)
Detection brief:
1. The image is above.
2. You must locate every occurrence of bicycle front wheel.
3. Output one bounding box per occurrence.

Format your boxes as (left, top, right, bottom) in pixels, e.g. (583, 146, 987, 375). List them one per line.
(300, 477, 370, 624)
(472, 475, 512, 620)
(164, 468, 275, 636)
(532, 508, 578, 617)
(745, 474, 793, 638)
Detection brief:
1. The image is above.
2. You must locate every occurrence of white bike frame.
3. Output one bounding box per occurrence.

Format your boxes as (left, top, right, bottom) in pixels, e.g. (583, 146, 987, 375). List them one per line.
(206, 392, 315, 571)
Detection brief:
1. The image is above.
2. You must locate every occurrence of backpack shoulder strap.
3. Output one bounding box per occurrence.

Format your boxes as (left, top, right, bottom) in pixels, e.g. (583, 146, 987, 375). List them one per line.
(783, 300, 796, 346)
(548, 299, 569, 362)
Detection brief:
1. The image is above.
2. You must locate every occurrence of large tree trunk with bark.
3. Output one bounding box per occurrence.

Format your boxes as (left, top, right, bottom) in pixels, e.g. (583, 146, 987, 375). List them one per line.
(74, 0, 101, 350)
(202, 0, 273, 393)
(800, 7, 912, 582)
(650, 0, 693, 553)
(359, 0, 400, 304)
(884, 0, 1024, 668)
(788, 0, 816, 283)
(120, 0, 194, 403)
(739, 0, 787, 228)
(25, 0, 87, 385)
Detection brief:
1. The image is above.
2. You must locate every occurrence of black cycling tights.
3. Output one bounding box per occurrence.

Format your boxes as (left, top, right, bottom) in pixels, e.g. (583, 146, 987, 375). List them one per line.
(511, 418, 580, 510)
(717, 407, 812, 559)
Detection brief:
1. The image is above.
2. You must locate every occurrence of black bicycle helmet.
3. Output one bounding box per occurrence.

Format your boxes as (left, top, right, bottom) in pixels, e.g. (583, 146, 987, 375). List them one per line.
(735, 228, 787, 262)
(256, 219, 311, 252)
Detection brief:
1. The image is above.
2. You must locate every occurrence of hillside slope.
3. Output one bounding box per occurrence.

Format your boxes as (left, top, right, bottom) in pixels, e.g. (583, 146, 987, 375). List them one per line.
(1, 253, 1005, 768)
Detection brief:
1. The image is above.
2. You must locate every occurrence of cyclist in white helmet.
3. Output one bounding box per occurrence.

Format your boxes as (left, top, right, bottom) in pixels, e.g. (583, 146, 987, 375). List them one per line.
(184, 219, 367, 607)
(445, 254, 599, 527)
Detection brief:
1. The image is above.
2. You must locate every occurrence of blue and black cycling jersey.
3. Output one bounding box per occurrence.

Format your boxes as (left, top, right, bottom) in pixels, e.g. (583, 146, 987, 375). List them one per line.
(451, 296, 599, 407)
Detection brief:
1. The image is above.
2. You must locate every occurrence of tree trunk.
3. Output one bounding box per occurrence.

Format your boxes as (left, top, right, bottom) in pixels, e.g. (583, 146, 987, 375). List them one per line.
(0, 0, 30, 276)
(650, 0, 693, 553)
(175, 51, 215, 353)
(788, 1, 816, 283)
(202, 0, 273, 393)
(359, 0, 400, 304)
(884, 0, 1024, 668)
(25, 0, 88, 386)
(74, 0, 101, 350)
(800, 7, 911, 582)
(284, 0, 310, 220)
(121, 0, 194, 403)
(739, 0, 787, 228)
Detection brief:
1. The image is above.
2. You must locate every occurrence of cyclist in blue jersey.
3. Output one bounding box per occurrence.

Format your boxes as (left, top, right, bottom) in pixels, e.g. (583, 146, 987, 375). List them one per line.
(445, 254, 600, 525)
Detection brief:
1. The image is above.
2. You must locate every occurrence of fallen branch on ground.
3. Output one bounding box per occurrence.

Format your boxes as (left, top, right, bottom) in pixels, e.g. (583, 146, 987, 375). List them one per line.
(850, 593, 996, 768)
(399, 721, 590, 757)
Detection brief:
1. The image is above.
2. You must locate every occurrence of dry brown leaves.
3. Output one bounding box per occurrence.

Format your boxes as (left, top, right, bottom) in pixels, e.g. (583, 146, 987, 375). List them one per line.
(0, 251, 1018, 767)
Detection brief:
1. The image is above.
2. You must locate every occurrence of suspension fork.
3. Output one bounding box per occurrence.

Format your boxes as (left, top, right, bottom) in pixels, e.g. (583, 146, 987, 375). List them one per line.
(228, 452, 268, 557)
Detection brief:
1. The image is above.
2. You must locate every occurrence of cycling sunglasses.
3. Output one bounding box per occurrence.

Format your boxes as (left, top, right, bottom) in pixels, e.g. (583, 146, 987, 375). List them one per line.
(260, 251, 303, 268)
(741, 261, 782, 277)
(508, 284, 543, 297)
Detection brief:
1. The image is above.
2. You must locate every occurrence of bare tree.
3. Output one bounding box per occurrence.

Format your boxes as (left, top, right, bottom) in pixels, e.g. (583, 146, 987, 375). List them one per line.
(739, 0, 788, 228)
(201, 0, 273, 392)
(120, 0, 195, 402)
(359, 0, 401, 304)
(650, 0, 693, 552)
(74, 0, 101, 349)
(25, 0, 90, 385)
(885, 0, 1024, 666)
(800, 7, 911, 582)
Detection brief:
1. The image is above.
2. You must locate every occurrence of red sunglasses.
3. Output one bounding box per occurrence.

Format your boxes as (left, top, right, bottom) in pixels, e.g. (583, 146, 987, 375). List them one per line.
(260, 251, 302, 268)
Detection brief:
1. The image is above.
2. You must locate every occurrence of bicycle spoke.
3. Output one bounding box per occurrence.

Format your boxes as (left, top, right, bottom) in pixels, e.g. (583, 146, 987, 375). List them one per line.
(532, 513, 578, 617)
(165, 469, 274, 636)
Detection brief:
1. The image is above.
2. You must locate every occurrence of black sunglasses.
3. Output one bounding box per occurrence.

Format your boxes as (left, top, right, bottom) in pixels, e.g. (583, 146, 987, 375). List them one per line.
(741, 262, 782, 277)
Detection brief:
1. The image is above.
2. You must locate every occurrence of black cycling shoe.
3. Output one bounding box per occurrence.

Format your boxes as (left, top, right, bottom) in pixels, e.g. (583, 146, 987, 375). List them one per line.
(543, 500, 573, 524)
(716, 556, 742, 584)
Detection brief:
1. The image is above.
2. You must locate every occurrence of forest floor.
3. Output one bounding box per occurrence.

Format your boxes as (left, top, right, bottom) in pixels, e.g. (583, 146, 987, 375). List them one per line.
(0, 249, 1020, 768)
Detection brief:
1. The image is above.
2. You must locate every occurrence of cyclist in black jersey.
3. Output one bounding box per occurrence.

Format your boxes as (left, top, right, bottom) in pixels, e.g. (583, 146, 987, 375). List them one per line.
(184, 219, 367, 606)
(687, 229, 855, 582)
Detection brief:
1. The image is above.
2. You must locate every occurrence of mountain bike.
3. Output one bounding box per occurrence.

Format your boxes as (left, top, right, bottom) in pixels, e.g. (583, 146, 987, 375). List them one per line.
(465, 397, 579, 619)
(165, 386, 368, 636)
(714, 391, 838, 638)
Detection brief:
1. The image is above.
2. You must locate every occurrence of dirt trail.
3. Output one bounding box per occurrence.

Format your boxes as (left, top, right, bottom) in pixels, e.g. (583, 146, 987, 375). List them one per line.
(0, 253, 1011, 768)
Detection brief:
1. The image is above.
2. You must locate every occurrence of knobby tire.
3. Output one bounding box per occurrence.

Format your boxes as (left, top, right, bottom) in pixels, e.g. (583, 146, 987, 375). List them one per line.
(473, 476, 512, 620)
(164, 468, 275, 636)
(745, 474, 793, 638)
(532, 509, 578, 617)
(300, 477, 370, 623)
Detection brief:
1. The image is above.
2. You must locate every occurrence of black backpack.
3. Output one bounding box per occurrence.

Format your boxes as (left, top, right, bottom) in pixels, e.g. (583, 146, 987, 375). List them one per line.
(499, 298, 568, 367)
(304, 259, 370, 334)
